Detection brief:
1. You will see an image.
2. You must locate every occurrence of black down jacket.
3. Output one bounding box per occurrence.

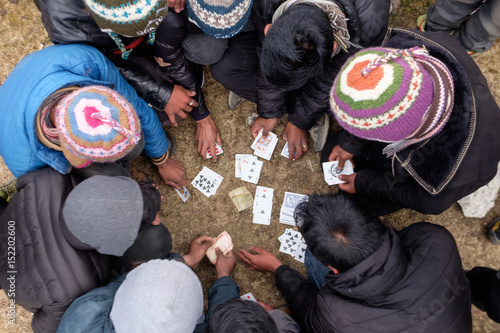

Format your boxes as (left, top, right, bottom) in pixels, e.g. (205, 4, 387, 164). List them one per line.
(275, 223, 472, 333)
(0, 168, 110, 333)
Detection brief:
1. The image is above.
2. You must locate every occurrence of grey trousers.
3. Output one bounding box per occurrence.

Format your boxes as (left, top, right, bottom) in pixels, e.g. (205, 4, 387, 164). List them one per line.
(427, 0, 500, 52)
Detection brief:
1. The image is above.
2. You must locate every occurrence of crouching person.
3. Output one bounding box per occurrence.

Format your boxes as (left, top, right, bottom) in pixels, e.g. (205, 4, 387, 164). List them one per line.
(239, 193, 472, 333)
(0, 169, 171, 332)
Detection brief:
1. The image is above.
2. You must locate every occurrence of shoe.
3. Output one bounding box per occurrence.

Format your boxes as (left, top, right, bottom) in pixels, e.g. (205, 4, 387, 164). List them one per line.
(165, 131, 177, 156)
(488, 217, 500, 245)
(417, 14, 427, 32)
(247, 112, 259, 126)
(308, 113, 330, 152)
(228, 91, 244, 110)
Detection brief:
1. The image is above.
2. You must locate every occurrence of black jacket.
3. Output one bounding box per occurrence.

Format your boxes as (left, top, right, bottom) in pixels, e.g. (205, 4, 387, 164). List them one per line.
(275, 223, 472, 333)
(34, 0, 209, 120)
(252, 0, 391, 129)
(340, 28, 500, 214)
(0, 169, 110, 333)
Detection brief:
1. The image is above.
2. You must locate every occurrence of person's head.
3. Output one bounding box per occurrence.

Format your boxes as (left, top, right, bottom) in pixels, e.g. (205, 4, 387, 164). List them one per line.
(294, 193, 388, 272)
(62, 175, 156, 256)
(330, 46, 455, 156)
(110, 259, 204, 333)
(186, 0, 253, 39)
(56, 85, 141, 169)
(207, 299, 278, 333)
(83, 0, 168, 37)
(261, 4, 334, 90)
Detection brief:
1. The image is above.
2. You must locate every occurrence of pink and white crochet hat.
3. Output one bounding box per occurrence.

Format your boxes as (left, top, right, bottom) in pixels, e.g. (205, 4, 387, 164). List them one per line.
(56, 85, 141, 168)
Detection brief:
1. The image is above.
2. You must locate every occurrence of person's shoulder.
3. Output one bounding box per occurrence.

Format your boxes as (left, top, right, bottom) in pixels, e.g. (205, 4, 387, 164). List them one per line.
(397, 222, 456, 250)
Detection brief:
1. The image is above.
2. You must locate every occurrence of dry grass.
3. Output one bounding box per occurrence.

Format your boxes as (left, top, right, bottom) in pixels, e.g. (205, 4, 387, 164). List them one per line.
(1, 0, 500, 332)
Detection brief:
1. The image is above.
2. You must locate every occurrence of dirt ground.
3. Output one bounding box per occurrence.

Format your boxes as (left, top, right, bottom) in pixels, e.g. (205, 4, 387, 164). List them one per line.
(1, 0, 499, 332)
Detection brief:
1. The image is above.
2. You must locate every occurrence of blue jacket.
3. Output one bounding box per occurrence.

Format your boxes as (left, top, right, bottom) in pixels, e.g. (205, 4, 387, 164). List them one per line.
(0, 44, 168, 178)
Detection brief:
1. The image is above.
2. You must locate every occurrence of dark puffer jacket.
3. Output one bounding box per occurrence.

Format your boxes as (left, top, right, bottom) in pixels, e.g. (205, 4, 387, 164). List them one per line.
(275, 223, 472, 333)
(252, 0, 391, 130)
(33, 0, 209, 120)
(0, 168, 110, 333)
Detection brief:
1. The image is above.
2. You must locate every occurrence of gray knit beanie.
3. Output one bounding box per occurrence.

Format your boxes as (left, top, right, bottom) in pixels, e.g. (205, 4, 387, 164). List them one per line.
(110, 259, 204, 333)
(62, 175, 143, 256)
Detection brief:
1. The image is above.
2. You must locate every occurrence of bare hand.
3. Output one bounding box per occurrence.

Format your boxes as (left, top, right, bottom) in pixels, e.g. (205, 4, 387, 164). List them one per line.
(258, 301, 274, 312)
(338, 173, 357, 194)
(196, 115, 222, 162)
(237, 246, 282, 273)
(251, 117, 278, 138)
(282, 121, 308, 161)
(183, 235, 214, 269)
(329, 145, 355, 171)
(215, 248, 236, 279)
(168, 0, 185, 13)
(164, 85, 198, 126)
(157, 158, 188, 188)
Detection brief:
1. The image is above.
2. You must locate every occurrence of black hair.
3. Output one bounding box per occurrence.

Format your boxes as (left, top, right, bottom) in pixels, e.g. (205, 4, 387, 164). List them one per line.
(139, 181, 162, 226)
(109, 223, 173, 274)
(206, 299, 279, 333)
(294, 193, 387, 272)
(260, 4, 334, 90)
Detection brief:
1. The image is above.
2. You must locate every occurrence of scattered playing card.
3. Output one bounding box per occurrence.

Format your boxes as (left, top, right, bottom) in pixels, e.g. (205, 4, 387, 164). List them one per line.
(235, 154, 255, 178)
(206, 231, 234, 265)
(191, 166, 224, 197)
(322, 160, 354, 185)
(253, 186, 274, 225)
(174, 185, 190, 202)
(206, 142, 224, 159)
(240, 292, 257, 302)
(279, 192, 307, 225)
(241, 159, 263, 184)
(278, 228, 307, 263)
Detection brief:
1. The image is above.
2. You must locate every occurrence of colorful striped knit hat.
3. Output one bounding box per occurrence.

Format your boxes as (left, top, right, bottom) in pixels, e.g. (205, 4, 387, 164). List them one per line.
(187, 0, 252, 39)
(56, 86, 141, 169)
(330, 46, 454, 156)
(83, 0, 168, 37)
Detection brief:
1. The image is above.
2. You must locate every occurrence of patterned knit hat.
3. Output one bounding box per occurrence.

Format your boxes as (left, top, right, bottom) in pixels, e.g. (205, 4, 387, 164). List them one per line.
(330, 46, 454, 155)
(83, 0, 168, 37)
(186, 0, 252, 39)
(56, 86, 141, 169)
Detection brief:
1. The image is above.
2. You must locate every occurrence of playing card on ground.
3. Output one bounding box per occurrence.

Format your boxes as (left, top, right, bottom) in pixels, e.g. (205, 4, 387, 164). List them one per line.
(278, 229, 308, 263)
(206, 231, 234, 265)
(206, 142, 224, 159)
(174, 185, 190, 202)
(235, 154, 255, 178)
(280, 192, 307, 225)
(280, 142, 297, 159)
(253, 186, 273, 225)
(322, 160, 354, 185)
(241, 159, 263, 184)
(191, 166, 224, 197)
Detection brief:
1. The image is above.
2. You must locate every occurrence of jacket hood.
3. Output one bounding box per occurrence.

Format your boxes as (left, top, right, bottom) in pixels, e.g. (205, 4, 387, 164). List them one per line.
(326, 229, 407, 303)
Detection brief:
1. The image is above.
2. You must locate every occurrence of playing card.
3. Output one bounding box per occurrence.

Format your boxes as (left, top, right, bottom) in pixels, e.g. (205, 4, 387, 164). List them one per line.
(253, 186, 273, 225)
(235, 154, 256, 178)
(240, 292, 257, 302)
(279, 192, 307, 225)
(174, 185, 190, 202)
(191, 167, 224, 197)
(251, 129, 278, 160)
(280, 142, 297, 159)
(322, 160, 354, 185)
(241, 159, 263, 184)
(206, 142, 224, 159)
(206, 231, 234, 265)
(293, 237, 307, 263)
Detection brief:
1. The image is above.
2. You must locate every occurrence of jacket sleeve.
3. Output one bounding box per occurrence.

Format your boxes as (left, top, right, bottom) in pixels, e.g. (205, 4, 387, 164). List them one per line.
(90, 50, 169, 159)
(256, 71, 287, 119)
(153, 11, 210, 121)
(338, 131, 371, 156)
(354, 168, 456, 214)
(275, 265, 338, 333)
